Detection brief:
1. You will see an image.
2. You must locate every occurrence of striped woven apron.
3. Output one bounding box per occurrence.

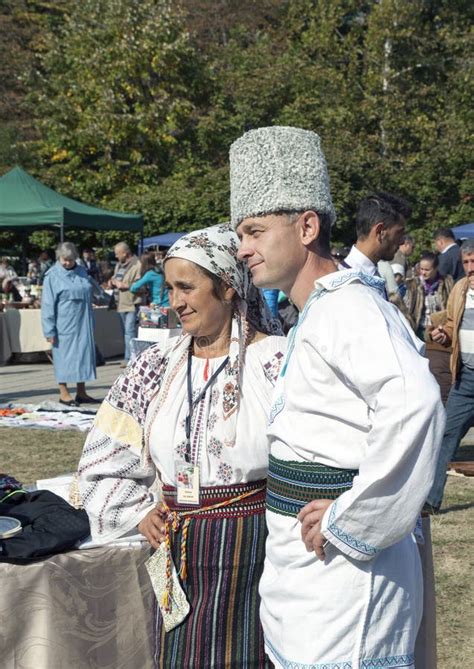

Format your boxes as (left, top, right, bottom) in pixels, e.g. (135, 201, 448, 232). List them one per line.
(154, 480, 271, 668)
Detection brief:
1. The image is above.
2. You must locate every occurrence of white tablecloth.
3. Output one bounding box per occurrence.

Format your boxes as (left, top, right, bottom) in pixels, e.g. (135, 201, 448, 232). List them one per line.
(1, 544, 155, 669)
(3, 308, 50, 354)
(0, 307, 124, 363)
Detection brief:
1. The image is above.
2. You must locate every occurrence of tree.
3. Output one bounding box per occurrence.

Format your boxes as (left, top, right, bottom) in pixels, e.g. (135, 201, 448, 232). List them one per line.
(0, 0, 70, 171)
(28, 0, 204, 205)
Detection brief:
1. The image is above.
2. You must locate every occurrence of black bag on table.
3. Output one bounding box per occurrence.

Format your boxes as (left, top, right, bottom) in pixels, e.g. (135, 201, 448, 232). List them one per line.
(0, 489, 90, 563)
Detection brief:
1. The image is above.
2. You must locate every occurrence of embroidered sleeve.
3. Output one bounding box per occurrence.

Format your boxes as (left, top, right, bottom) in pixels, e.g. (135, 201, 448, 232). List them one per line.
(78, 426, 156, 542)
(316, 288, 445, 561)
(77, 343, 169, 542)
(263, 350, 285, 384)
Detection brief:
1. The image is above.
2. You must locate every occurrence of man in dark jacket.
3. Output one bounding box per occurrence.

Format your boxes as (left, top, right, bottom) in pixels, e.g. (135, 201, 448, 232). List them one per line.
(434, 228, 464, 282)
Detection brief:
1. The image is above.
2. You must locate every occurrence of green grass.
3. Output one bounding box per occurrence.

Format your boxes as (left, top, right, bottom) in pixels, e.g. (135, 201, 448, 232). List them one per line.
(0, 427, 85, 483)
(431, 474, 474, 668)
(0, 427, 473, 668)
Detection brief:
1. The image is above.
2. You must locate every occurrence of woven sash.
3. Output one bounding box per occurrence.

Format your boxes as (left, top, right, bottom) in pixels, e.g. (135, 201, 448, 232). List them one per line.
(162, 480, 266, 519)
(267, 454, 358, 517)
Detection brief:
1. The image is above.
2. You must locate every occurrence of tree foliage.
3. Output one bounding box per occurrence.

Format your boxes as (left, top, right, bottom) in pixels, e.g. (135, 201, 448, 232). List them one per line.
(0, 0, 472, 258)
(29, 0, 203, 199)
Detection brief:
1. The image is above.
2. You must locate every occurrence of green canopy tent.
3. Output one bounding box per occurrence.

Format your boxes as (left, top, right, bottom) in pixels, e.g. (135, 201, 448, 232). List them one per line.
(0, 166, 143, 241)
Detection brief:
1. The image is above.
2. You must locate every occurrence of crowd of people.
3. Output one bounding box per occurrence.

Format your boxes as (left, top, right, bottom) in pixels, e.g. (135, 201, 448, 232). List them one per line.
(2, 126, 470, 669)
(330, 225, 465, 337)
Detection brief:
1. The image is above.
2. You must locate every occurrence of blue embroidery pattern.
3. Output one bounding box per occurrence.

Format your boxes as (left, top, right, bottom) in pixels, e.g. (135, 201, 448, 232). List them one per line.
(269, 394, 285, 424)
(326, 499, 379, 556)
(323, 270, 385, 295)
(361, 658, 414, 668)
(266, 637, 414, 669)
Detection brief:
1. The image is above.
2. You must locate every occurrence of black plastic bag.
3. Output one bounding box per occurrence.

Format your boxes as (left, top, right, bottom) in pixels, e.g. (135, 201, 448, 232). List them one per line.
(0, 489, 90, 563)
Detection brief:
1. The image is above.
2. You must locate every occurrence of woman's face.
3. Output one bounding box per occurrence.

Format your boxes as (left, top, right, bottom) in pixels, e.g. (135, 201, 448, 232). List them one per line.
(165, 258, 234, 338)
(59, 256, 76, 269)
(419, 259, 437, 282)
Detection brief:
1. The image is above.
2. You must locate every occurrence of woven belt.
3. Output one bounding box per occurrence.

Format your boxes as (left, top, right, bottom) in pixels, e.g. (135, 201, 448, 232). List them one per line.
(267, 454, 358, 517)
(162, 479, 266, 519)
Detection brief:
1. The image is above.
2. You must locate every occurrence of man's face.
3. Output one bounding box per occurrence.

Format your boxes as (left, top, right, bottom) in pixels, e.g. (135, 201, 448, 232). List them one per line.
(400, 240, 414, 257)
(434, 237, 444, 253)
(462, 252, 474, 289)
(378, 220, 406, 261)
(114, 246, 128, 263)
(83, 251, 92, 261)
(236, 213, 306, 293)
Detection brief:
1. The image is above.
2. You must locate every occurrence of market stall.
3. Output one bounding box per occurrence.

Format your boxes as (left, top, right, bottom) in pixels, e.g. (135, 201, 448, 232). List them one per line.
(0, 166, 143, 239)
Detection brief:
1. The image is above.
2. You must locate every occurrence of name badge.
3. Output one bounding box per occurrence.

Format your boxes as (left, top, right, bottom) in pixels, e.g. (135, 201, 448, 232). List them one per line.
(175, 461, 200, 506)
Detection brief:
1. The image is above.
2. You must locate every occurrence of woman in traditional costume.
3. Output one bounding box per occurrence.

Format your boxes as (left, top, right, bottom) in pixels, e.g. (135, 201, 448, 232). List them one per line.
(78, 223, 285, 668)
(41, 241, 98, 406)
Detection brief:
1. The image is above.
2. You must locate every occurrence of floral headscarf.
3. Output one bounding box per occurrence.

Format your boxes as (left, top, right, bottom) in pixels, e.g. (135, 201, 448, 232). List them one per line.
(165, 222, 281, 336)
(163, 223, 282, 421)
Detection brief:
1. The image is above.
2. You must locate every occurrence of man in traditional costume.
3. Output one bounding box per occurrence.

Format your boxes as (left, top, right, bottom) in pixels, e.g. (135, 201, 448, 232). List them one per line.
(230, 126, 445, 669)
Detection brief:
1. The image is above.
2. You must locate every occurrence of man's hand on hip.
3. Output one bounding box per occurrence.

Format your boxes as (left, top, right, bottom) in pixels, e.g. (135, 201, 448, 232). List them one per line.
(297, 499, 333, 560)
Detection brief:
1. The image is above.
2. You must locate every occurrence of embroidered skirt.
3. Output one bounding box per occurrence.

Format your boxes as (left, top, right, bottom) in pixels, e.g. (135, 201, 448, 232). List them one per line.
(154, 481, 271, 668)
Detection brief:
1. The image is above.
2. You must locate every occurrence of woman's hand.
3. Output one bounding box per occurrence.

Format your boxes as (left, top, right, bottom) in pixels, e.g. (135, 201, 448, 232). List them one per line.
(46, 336, 56, 344)
(297, 499, 333, 560)
(138, 504, 167, 549)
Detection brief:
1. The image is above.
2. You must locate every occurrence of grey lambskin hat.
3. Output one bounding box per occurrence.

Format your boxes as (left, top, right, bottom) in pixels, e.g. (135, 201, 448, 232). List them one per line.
(229, 126, 336, 228)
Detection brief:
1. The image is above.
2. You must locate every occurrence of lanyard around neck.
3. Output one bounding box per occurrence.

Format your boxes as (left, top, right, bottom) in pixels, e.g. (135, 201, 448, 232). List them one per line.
(185, 343, 229, 463)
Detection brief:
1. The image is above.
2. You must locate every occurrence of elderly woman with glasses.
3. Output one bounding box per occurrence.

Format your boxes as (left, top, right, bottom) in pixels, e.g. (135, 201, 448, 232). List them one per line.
(41, 241, 98, 406)
(78, 224, 286, 668)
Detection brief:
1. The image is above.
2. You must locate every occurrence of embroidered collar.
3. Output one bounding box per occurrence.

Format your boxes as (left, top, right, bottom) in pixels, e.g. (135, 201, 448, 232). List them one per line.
(281, 270, 385, 377)
(314, 269, 386, 296)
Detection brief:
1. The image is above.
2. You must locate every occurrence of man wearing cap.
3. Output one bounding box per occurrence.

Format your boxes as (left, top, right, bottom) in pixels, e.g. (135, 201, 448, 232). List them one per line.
(230, 126, 444, 669)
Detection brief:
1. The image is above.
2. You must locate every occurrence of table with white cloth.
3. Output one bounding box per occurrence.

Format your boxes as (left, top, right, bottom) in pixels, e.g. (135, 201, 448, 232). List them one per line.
(0, 308, 124, 364)
(0, 544, 155, 669)
(130, 327, 182, 360)
(0, 311, 12, 365)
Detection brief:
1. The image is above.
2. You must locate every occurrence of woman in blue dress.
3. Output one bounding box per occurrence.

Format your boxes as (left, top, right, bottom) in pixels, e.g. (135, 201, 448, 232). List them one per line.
(41, 242, 98, 406)
(130, 252, 169, 306)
